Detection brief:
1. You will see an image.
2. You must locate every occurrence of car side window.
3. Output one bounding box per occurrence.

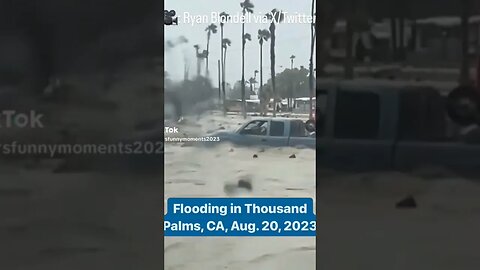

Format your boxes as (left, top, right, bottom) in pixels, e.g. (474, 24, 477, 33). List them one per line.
(240, 120, 268, 136)
(334, 90, 380, 139)
(289, 121, 308, 137)
(270, 121, 284, 137)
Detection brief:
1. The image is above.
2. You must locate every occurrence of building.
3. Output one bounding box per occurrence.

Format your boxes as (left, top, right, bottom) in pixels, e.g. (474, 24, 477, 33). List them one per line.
(328, 15, 480, 64)
(329, 19, 412, 63)
(411, 16, 480, 64)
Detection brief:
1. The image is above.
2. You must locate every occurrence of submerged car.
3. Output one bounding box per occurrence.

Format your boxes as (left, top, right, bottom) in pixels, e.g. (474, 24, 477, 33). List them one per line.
(212, 118, 315, 149)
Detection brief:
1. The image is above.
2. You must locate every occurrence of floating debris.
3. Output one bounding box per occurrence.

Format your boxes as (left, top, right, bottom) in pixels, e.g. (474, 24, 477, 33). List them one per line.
(396, 195, 417, 209)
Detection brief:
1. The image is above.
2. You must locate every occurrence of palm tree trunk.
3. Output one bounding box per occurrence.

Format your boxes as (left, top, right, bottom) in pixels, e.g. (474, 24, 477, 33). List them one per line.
(206, 32, 210, 77)
(196, 55, 201, 77)
(270, 22, 277, 117)
(218, 59, 221, 102)
(390, 16, 398, 61)
(309, 0, 315, 119)
(399, 16, 405, 61)
(410, 20, 417, 52)
(241, 22, 247, 119)
(260, 43, 264, 115)
(460, 0, 471, 85)
(223, 47, 228, 115)
(344, 1, 354, 79)
(221, 26, 226, 115)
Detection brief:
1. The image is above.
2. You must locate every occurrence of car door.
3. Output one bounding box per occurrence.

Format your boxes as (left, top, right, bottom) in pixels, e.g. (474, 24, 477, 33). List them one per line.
(288, 120, 315, 148)
(318, 89, 395, 171)
(236, 120, 270, 146)
(263, 120, 289, 147)
(395, 141, 480, 173)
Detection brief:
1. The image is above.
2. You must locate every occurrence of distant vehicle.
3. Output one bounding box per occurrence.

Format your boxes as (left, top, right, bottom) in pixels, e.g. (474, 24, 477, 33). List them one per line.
(315, 79, 480, 174)
(211, 118, 315, 149)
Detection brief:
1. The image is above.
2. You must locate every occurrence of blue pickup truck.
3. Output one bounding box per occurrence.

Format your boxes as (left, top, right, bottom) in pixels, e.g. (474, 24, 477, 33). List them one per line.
(315, 79, 480, 173)
(212, 118, 315, 149)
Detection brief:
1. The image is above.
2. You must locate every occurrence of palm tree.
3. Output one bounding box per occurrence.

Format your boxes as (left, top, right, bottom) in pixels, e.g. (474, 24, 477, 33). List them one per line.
(258, 29, 270, 115)
(205, 23, 217, 78)
(290, 55, 296, 69)
(219, 12, 231, 115)
(309, 0, 316, 118)
(193, 44, 201, 77)
(218, 59, 221, 102)
(265, 9, 284, 117)
(241, 33, 252, 117)
(240, 0, 255, 118)
(222, 38, 232, 113)
(344, 0, 355, 79)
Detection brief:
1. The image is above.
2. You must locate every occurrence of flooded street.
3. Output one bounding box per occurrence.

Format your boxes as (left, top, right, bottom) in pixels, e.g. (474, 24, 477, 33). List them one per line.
(164, 112, 316, 269)
(317, 171, 480, 269)
(165, 112, 480, 269)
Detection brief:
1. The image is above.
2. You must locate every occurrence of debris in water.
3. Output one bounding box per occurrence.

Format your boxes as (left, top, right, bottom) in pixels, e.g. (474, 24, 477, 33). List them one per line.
(396, 195, 417, 209)
(253, 154, 258, 158)
(238, 179, 252, 191)
(289, 154, 296, 159)
(181, 142, 194, 147)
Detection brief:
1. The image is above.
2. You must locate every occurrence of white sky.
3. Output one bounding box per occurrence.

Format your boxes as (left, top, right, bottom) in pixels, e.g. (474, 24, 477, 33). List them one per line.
(164, 0, 316, 86)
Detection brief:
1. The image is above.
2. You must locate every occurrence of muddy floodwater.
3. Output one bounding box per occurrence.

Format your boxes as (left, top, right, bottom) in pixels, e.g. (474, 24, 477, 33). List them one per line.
(165, 112, 480, 270)
(164, 112, 316, 270)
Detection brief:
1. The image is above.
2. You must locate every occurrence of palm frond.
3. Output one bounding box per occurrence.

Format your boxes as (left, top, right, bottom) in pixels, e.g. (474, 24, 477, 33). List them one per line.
(205, 23, 217, 33)
(240, 0, 254, 9)
(222, 38, 232, 47)
(272, 9, 284, 23)
(178, 36, 188, 43)
(257, 29, 271, 42)
(219, 12, 231, 19)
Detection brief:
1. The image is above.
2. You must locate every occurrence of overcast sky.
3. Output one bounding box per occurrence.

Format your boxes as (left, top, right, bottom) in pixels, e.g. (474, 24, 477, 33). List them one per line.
(164, 0, 315, 87)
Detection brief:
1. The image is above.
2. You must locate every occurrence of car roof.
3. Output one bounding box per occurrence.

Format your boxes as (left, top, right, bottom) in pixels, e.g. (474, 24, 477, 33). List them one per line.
(250, 117, 303, 122)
